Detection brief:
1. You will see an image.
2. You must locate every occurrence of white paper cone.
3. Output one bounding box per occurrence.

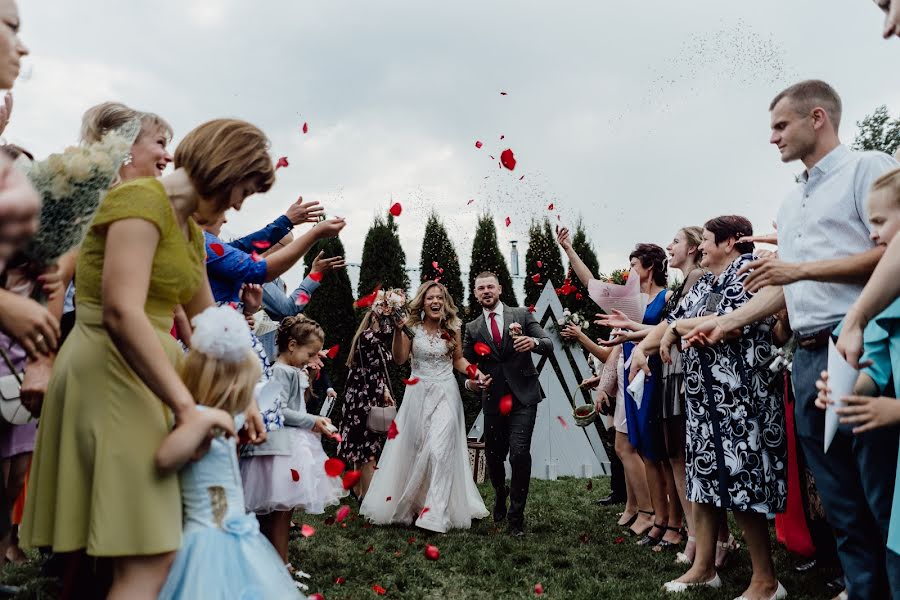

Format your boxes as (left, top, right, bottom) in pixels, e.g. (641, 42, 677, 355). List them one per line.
(824, 338, 858, 453)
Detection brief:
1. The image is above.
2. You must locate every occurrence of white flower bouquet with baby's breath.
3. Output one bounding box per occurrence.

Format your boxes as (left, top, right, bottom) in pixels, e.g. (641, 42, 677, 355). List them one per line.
(22, 118, 140, 267)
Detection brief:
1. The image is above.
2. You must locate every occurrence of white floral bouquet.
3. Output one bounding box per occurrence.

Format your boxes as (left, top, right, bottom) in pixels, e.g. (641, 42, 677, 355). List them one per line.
(552, 308, 587, 347)
(22, 118, 141, 268)
(374, 288, 415, 338)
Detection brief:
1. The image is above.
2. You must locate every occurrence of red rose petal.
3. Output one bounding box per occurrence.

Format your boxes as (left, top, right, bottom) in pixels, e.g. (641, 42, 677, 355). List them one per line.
(475, 140, 483, 149)
(547, 203, 554, 210)
(440, 330, 452, 341)
(474, 342, 491, 356)
(527, 304, 536, 313)
(424, 544, 440, 561)
(576, 293, 583, 300)
(519, 175, 524, 181)
(467, 199, 475, 205)
(499, 394, 513, 415)
(355, 285, 382, 309)
(290, 468, 300, 482)
(275, 156, 289, 170)
(342, 470, 362, 490)
(386, 496, 392, 501)
(335, 577, 345, 584)
(309, 594, 324, 600)
(365, 545, 374, 554)
(308, 271, 323, 283)
(301, 524, 315, 537)
(419, 507, 430, 518)
(326, 344, 340, 359)
(402, 377, 420, 385)
(209, 243, 225, 257)
(614, 536, 625, 544)
(536, 261, 542, 268)
(389, 202, 402, 217)
(500, 134, 505, 140)
(432, 261, 439, 269)
(302, 122, 309, 134)
(534, 583, 544, 595)
(296, 292, 311, 306)
(557, 415, 569, 429)
(505, 216, 511, 227)
(372, 584, 386, 595)
(250, 251, 262, 262)
(387, 421, 399, 440)
(531, 274, 541, 283)
(500, 149, 516, 170)
(330, 433, 343, 443)
(251, 240, 271, 250)
(324, 458, 346, 477)
(466, 364, 478, 380)
(500, 91, 508, 95)
(335, 505, 350, 522)
(434, 276, 440, 282)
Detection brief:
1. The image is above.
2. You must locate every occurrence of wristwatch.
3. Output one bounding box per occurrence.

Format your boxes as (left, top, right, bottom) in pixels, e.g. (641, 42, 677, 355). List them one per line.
(531, 337, 540, 348)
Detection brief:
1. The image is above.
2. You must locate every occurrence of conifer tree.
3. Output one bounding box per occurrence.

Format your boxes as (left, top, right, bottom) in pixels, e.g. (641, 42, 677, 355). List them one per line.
(524, 218, 565, 307)
(467, 214, 517, 315)
(418, 212, 465, 310)
(357, 213, 410, 298)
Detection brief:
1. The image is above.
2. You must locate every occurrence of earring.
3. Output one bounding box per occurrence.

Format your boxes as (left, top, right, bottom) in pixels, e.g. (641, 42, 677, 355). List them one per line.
(420, 310, 425, 321)
(122, 153, 133, 166)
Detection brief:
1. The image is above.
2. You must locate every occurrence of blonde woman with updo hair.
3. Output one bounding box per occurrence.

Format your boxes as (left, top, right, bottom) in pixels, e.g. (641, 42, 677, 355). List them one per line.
(22, 118, 275, 600)
(359, 281, 490, 533)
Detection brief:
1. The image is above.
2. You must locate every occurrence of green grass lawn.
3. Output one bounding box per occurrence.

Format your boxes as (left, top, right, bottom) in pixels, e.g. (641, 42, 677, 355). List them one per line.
(0, 477, 836, 599)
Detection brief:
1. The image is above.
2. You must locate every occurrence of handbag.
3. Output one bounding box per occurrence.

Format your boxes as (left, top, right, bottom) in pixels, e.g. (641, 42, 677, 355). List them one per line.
(0, 347, 35, 425)
(363, 344, 397, 434)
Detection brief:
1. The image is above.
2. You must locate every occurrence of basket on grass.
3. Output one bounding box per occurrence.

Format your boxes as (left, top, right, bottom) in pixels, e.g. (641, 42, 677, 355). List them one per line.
(573, 404, 596, 428)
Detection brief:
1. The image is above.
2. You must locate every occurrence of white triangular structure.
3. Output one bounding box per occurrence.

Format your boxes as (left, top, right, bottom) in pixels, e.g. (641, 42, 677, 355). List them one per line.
(468, 282, 610, 480)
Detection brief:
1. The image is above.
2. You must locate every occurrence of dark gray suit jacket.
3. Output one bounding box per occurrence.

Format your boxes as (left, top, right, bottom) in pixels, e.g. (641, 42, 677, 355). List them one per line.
(463, 304, 553, 415)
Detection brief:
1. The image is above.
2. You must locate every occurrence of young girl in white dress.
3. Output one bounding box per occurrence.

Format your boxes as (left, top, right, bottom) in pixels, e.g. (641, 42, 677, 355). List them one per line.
(156, 306, 303, 599)
(360, 281, 489, 532)
(239, 315, 347, 567)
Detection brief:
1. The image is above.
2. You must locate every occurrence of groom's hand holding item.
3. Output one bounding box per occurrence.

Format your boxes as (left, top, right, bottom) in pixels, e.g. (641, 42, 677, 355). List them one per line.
(464, 374, 492, 392)
(513, 335, 537, 353)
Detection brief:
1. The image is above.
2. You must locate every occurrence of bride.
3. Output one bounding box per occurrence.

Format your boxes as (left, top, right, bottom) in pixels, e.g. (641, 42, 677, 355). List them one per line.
(359, 281, 490, 532)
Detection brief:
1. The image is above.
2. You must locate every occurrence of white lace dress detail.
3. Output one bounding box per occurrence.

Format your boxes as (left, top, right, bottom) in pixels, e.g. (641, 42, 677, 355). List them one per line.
(359, 325, 489, 532)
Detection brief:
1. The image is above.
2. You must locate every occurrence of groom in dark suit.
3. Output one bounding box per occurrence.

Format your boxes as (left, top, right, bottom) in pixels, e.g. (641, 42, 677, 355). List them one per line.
(463, 272, 553, 536)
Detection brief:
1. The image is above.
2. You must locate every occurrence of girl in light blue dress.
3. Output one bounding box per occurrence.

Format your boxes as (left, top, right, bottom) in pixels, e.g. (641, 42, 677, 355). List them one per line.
(156, 306, 304, 600)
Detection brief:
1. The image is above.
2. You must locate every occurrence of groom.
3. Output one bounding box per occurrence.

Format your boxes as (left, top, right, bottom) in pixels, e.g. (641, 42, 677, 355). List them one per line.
(463, 272, 553, 536)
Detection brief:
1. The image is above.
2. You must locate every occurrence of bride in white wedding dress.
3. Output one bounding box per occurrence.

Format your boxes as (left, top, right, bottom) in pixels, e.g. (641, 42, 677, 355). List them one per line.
(359, 281, 490, 533)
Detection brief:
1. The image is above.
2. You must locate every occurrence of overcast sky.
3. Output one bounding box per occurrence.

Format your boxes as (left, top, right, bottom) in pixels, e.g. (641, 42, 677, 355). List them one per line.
(7, 0, 899, 288)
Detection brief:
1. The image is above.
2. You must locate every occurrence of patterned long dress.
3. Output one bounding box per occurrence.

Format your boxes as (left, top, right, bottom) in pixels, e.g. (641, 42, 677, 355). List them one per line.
(337, 316, 395, 465)
(669, 254, 787, 514)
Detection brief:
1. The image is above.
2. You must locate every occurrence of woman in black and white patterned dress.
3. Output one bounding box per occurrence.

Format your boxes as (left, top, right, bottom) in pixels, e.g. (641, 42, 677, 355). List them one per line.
(659, 216, 787, 600)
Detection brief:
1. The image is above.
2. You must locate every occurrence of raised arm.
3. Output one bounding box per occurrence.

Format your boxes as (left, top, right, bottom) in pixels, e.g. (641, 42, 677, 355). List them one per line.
(557, 226, 595, 287)
(682, 285, 786, 347)
(260, 218, 346, 282)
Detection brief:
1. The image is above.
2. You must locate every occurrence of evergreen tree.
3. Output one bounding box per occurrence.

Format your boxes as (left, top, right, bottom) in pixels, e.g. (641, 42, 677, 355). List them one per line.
(524, 218, 565, 307)
(467, 214, 518, 315)
(853, 105, 900, 156)
(301, 237, 357, 401)
(357, 213, 410, 298)
(418, 212, 465, 310)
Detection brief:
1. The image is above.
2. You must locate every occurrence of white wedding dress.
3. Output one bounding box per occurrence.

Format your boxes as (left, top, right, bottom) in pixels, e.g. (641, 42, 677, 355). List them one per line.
(359, 325, 489, 532)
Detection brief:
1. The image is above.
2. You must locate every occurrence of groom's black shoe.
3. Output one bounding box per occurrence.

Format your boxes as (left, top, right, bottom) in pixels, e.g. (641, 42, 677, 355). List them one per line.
(594, 493, 626, 506)
(493, 486, 509, 523)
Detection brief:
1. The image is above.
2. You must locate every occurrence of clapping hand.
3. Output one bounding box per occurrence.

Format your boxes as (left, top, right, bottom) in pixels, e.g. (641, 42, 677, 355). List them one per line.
(285, 196, 325, 225)
(310, 250, 346, 275)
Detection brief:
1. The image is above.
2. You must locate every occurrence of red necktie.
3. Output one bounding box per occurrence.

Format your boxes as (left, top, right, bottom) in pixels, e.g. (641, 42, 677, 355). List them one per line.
(489, 312, 502, 347)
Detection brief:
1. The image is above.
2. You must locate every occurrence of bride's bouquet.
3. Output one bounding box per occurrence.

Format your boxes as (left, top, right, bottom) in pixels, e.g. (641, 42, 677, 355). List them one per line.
(22, 118, 141, 269)
(551, 308, 587, 347)
(374, 288, 416, 338)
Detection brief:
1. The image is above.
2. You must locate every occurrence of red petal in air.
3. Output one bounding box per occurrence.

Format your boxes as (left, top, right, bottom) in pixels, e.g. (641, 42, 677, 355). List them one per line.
(547, 203, 554, 210)
(432, 261, 439, 269)
(364, 545, 374, 553)
(290, 468, 300, 482)
(424, 544, 440, 561)
(295, 292, 311, 306)
(342, 470, 362, 490)
(250, 251, 262, 262)
(335, 505, 350, 522)
(408, 537, 416, 544)
(534, 583, 544, 595)
(576, 293, 583, 300)
(527, 304, 536, 313)
(500, 134, 505, 140)
(536, 261, 542, 268)
(466, 364, 478, 380)
(419, 507, 430, 518)
(387, 421, 399, 439)
(330, 433, 343, 443)
(354, 284, 382, 309)
(474, 342, 491, 356)
(531, 274, 541, 283)
(324, 458, 346, 477)
(467, 199, 475, 205)
(308, 271, 323, 283)
(475, 140, 483, 149)
(386, 496, 392, 501)
(275, 156, 289, 170)
(209, 243, 225, 257)
(434, 276, 440, 282)
(519, 175, 524, 181)
(302, 122, 309, 134)
(438, 267, 444, 273)
(499, 394, 513, 415)
(500, 149, 516, 170)
(500, 91, 508, 95)
(402, 377, 420, 385)
(389, 202, 402, 217)
(326, 344, 340, 359)
(440, 330, 452, 341)
(372, 585, 386, 596)
(251, 240, 271, 250)
(505, 216, 511, 227)
(300, 524, 315, 537)
(557, 415, 569, 429)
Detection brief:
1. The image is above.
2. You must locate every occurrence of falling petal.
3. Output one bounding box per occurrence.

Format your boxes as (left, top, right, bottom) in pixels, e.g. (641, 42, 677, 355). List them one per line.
(342, 470, 362, 490)
(419, 507, 430, 518)
(308, 272, 323, 283)
(408, 537, 416, 544)
(536, 261, 542, 268)
(467, 199, 475, 205)
(330, 433, 343, 443)
(402, 377, 420, 385)
(365, 545, 374, 554)
(302, 122, 308, 134)
(557, 416, 569, 429)
(531, 274, 541, 283)
(295, 292, 311, 306)
(475, 140, 483, 149)
(301, 524, 315, 537)
(335, 577, 345, 584)
(505, 216, 511, 227)
(326, 344, 340, 359)
(389, 202, 402, 217)
(500, 149, 516, 170)
(309, 594, 324, 600)
(519, 175, 524, 181)
(355, 284, 382, 309)
(534, 583, 544, 595)
(432, 261, 439, 269)
(614, 536, 625, 544)
(251, 240, 271, 250)
(250, 251, 262, 262)
(209, 243, 225, 257)
(275, 156, 289, 170)
(547, 203, 554, 210)
(290, 468, 300, 482)
(386, 496, 392, 501)
(324, 458, 346, 477)
(500, 91, 508, 95)
(424, 544, 440, 561)
(499, 395, 513, 415)
(335, 505, 351, 522)
(372, 584, 386, 595)
(474, 342, 491, 356)
(387, 421, 399, 439)
(527, 304, 536, 313)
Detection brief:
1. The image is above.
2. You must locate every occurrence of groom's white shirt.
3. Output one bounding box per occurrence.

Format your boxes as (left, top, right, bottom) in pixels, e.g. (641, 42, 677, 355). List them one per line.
(482, 303, 504, 338)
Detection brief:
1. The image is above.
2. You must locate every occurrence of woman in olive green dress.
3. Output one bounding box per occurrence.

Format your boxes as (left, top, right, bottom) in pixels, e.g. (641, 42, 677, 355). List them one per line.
(21, 120, 275, 600)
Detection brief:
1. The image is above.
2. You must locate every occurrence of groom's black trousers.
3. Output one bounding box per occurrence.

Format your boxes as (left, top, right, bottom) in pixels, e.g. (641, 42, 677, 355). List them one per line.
(484, 396, 537, 527)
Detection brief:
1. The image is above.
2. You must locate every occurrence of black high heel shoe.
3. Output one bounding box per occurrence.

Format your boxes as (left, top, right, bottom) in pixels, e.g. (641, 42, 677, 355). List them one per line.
(636, 521, 667, 546)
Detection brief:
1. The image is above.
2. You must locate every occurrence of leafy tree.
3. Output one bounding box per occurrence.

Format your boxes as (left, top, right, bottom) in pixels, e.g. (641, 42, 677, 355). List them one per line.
(853, 105, 900, 156)
(357, 213, 410, 298)
(418, 212, 465, 310)
(524, 218, 565, 307)
(467, 214, 518, 315)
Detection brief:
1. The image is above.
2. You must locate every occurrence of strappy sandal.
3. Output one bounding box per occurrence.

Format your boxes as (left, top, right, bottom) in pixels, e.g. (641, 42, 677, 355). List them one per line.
(715, 534, 741, 569)
(675, 535, 695, 564)
(628, 510, 655, 536)
(618, 512, 639, 528)
(652, 526, 685, 552)
(637, 521, 667, 546)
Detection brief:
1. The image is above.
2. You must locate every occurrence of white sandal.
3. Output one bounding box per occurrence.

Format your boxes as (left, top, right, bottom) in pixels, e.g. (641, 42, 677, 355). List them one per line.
(675, 535, 695, 565)
(732, 581, 787, 600)
(662, 574, 721, 593)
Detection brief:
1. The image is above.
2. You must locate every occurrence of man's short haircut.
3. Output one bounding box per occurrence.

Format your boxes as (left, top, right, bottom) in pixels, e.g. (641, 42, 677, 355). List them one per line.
(769, 80, 842, 131)
(474, 271, 500, 284)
